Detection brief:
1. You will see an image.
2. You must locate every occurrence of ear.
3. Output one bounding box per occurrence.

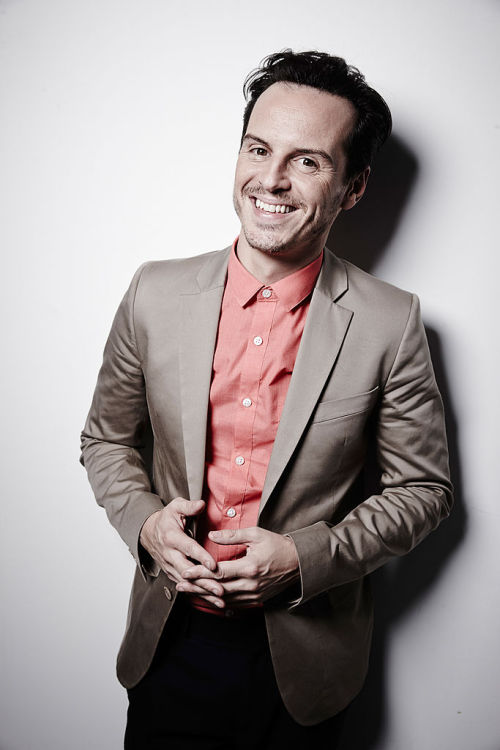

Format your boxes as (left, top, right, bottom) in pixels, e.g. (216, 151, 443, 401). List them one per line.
(341, 167, 370, 211)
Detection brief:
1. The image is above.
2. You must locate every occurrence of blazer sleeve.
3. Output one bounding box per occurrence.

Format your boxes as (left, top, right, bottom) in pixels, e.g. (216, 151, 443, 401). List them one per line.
(80, 264, 164, 575)
(287, 294, 453, 607)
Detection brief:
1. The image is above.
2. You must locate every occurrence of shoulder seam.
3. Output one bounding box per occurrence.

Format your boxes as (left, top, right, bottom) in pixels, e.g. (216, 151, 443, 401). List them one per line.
(382, 292, 418, 391)
(130, 262, 153, 368)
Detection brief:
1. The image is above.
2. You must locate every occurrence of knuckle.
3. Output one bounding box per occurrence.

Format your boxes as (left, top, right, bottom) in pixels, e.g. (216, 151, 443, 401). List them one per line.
(163, 502, 176, 518)
(246, 563, 258, 578)
(162, 517, 174, 533)
(157, 524, 171, 541)
(159, 532, 175, 552)
(169, 497, 185, 513)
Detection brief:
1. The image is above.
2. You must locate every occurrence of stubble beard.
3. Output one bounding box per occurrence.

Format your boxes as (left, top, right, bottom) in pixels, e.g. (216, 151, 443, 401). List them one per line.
(241, 225, 289, 256)
(234, 191, 305, 257)
(233, 186, 342, 258)
(236, 202, 337, 259)
(233, 190, 286, 256)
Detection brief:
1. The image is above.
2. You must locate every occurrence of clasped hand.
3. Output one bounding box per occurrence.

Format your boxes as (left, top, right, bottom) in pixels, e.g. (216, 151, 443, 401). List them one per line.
(139, 497, 300, 610)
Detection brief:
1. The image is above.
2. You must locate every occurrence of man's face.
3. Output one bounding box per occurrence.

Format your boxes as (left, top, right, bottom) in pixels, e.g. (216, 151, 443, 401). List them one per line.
(233, 82, 361, 263)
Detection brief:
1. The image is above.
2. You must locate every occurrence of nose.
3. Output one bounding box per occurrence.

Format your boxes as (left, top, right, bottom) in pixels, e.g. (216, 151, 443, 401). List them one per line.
(260, 156, 291, 193)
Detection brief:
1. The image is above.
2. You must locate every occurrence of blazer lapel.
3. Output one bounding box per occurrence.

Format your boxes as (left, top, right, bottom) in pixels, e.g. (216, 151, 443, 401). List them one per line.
(179, 248, 230, 502)
(259, 251, 353, 517)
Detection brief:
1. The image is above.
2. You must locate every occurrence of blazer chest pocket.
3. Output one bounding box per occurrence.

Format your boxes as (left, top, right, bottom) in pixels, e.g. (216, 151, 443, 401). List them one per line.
(311, 386, 379, 424)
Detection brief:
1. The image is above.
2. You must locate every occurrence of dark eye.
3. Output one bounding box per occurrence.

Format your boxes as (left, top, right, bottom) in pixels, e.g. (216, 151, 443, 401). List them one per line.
(298, 157, 317, 170)
(250, 147, 268, 157)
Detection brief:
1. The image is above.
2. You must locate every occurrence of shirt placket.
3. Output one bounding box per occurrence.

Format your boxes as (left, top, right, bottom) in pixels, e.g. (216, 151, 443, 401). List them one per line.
(222, 288, 277, 527)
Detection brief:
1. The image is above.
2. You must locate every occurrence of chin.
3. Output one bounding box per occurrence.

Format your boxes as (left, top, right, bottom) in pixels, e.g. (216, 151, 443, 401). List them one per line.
(242, 228, 290, 256)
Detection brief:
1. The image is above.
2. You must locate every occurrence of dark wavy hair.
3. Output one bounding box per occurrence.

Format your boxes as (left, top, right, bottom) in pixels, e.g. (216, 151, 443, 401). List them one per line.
(242, 50, 392, 179)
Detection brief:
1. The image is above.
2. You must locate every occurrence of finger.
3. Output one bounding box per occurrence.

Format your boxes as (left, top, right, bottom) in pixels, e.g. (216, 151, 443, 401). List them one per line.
(163, 569, 179, 584)
(200, 595, 225, 609)
(220, 578, 258, 595)
(166, 548, 206, 579)
(215, 559, 258, 581)
(164, 560, 224, 600)
(175, 583, 225, 609)
(161, 549, 202, 582)
(172, 534, 217, 571)
(175, 579, 224, 598)
(169, 497, 206, 518)
(185, 577, 225, 597)
(208, 528, 258, 546)
(161, 561, 188, 583)
(167, 552, 224, 596)
(182, 564, 223, 581)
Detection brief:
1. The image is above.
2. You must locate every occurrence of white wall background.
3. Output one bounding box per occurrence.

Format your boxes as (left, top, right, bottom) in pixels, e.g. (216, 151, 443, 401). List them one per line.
(1, 1, 498, 748)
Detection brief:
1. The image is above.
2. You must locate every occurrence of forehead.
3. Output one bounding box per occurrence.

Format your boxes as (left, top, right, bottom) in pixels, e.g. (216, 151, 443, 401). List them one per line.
(247, 82, 357, 154)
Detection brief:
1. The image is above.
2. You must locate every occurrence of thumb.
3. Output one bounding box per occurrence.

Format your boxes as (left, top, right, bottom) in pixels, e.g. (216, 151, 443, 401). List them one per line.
(208, 527, 257, 545)
(184, 499, 206, 517)
(170, 497, 206, 517)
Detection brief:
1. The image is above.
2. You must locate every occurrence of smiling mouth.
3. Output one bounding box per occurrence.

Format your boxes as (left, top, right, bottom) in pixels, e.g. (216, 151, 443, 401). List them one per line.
(253, 198, 296, 214)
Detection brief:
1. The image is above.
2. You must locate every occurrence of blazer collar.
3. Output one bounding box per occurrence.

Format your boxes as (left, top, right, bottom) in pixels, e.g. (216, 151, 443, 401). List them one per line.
(191, 243, 347, 300)
(258, 248, 353, 517)
(314, 246, 349, 303)
(194, 245, 231, 293)
(179, 247, 230, 503)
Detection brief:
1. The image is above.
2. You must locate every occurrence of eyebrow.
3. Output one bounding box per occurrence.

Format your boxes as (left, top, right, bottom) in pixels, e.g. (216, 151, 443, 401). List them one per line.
(242, 133, 334, 165)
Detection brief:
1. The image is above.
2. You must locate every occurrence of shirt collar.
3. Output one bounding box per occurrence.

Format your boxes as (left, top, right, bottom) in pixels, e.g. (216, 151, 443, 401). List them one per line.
(227, 238, 323, 312)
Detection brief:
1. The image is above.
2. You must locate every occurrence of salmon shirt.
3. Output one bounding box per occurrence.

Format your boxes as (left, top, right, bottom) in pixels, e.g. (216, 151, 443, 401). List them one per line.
(192, 241, 323, 613)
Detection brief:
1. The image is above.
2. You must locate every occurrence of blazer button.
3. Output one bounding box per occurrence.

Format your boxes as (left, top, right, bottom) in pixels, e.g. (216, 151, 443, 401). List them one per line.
(163, 586, 172, 601)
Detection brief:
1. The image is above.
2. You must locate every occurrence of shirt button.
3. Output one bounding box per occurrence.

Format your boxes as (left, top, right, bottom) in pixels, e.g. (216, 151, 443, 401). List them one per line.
(225, 609, 235, 617)
(253, 336, 263, 346)
(226, 507, 236, 518)
(242, 398, 252, 408)
(262, 289, 272, 298)
(235, 455, 245, 466)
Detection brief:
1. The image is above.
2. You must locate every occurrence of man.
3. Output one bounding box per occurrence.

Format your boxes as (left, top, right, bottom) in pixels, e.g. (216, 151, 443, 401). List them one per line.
(81, 50, 452, 749)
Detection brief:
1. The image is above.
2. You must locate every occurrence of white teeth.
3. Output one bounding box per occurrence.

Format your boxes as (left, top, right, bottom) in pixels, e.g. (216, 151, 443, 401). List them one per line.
(255, 198, 293, 214)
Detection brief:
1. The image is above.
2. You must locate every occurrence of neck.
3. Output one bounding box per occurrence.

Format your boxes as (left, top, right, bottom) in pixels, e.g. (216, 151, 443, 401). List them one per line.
(236, 235, 323, 285)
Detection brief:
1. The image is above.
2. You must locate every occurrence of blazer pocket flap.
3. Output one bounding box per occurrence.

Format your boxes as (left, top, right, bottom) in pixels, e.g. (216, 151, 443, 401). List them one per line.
(312, 386, 379, 424)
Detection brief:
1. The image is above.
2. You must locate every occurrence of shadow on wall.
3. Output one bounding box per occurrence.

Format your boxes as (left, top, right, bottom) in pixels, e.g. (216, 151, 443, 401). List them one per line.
(328, 134, 467, 750)
(328, 132, 418, 270)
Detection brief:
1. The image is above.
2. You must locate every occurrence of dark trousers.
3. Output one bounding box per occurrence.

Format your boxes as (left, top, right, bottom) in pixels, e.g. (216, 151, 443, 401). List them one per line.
(125, 597, 347, 749)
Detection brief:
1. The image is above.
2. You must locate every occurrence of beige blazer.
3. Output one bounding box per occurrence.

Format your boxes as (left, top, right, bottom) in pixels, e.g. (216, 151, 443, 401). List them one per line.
(81, 246, 452, 725)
